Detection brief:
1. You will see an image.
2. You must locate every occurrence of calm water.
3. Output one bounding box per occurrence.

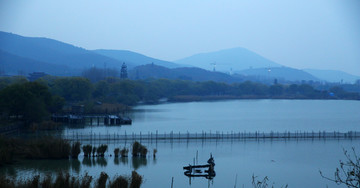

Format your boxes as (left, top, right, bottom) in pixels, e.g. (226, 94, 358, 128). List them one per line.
(63, 99, 360, 135)
(4, 100, 360, 187)
(2, 139, 359, 188)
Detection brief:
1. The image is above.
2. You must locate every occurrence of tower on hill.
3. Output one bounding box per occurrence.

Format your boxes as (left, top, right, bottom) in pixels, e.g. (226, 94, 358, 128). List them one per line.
(120, 62, 128, 79)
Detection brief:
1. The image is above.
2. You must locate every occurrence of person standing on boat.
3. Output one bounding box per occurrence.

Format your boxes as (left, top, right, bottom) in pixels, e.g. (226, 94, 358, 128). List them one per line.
(207, 154, 215, 166)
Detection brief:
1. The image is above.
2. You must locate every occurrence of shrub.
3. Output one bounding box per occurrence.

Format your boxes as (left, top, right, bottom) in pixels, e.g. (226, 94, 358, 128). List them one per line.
(132, 141, 141, 157)
(132, 141, 147, 158)
(0, 175, 15, 188)
(96, 172, 109, 188)
(114, 148, 120, 158)
(54, 171, 70, 188)
(82, 145, 92, 157)
(130, 171, 143, 188)
(120, 147, 129, 157)
(0, 172, 141, 188)
(96, 145, 108, 157)
(110, 175, 129, 188)
(71, 142, 81, 159)
(25, 137, 71, 159)
(24, 174, 40, 188)
(140, 147, 147, 158)
(40, 174, 52, 188)
(80, 172, 93, 188)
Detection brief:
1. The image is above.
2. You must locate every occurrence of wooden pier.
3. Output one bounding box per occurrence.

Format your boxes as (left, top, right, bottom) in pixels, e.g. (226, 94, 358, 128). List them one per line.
(51, 114, 132, 125)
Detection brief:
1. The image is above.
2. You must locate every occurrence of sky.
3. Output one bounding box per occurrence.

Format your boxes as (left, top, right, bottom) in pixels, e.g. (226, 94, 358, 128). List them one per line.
(0, 0, 360, 76)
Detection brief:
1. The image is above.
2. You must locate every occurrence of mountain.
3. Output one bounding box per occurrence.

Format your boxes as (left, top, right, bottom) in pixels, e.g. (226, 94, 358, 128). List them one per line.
(236, 67, 319, 82)
(128, 64, 243, 83)
(175, 47, 281, 72)
(303, 69, 360, 83)
(93, 49, 183, 68)
(0, 31, 127, 75)
(0, 50, 74, 76)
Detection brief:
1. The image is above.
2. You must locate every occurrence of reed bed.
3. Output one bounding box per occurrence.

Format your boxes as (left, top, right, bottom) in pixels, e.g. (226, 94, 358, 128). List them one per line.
(0, 171, 142, 188)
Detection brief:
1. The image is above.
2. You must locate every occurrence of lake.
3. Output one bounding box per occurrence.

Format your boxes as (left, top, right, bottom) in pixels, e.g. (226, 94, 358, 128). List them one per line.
(4, 99, 360, 187)
(2, 139, 358, 188)
(62, 99, 360, 135)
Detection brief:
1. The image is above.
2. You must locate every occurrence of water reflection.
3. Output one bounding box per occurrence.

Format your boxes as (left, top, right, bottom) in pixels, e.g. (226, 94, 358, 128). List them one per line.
(70, 159, 81, 173)
(114, 157, 119, 165)
(82, 157, 107, 167)
(82, 157, 93, 167)
(96, 157, 107, 167)
(80, 156, 149, 170)
(113, 157, 129, 165)
(121, 157, 129, 165)
(132, 157, 147, 170)
(1, 159, 81, 177)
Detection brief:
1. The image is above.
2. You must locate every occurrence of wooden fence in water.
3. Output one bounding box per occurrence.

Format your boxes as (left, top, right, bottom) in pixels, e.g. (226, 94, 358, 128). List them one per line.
(60, 130, 360, 142)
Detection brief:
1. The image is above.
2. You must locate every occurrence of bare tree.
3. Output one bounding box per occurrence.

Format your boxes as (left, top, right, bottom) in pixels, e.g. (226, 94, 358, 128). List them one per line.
(320, 147, 360, 188)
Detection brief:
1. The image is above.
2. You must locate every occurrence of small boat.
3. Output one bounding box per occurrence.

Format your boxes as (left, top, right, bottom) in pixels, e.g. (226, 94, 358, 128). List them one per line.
(183, 154, 216, 179)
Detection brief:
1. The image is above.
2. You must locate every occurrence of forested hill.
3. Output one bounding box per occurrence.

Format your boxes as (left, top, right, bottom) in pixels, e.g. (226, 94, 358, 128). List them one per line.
(0, 31, 127, 75)
(128, 64, 244, 83)
(0, 50, 74, 76)
(304, 69, 360, 83)
(93, 49, 182, 69)
(236, 67, 320, 82)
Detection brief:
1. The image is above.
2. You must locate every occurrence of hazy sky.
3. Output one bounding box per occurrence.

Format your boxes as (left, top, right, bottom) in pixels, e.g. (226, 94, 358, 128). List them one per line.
(1, 0, 359, 75)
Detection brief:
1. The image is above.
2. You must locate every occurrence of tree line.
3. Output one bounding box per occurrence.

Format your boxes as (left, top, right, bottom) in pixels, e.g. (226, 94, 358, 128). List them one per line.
(0, 76, 359, 125)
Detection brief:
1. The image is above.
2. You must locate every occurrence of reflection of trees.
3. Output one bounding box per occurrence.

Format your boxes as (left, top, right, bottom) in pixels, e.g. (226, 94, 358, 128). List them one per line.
(114, 157, 119, 165)
(70, 159, 81, 173)
(82, 157, 107, 167)
(82, 157, 93, 167)
(114, 157, 129, 166)
(1, 159, 72, 177)
(132, 157, 147, 170)
(25, 160, 71, 172)
(96, 157, 107, 167)
(121, 157, 129, 165)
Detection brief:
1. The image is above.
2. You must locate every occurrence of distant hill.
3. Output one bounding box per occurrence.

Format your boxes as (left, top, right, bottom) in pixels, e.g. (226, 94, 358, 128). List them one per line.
(93, 49, 183, 69)
(175, 47, 281, 72)
(128, 64, 243, 83)
(236, 67, 319, 82)
(0, 31, 128, 75)
(0, 50, 75, 76)
(303, 69, 360, 83)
